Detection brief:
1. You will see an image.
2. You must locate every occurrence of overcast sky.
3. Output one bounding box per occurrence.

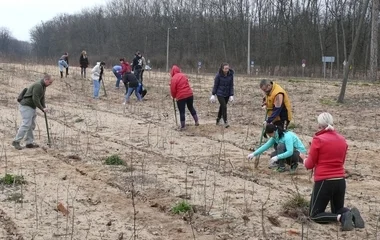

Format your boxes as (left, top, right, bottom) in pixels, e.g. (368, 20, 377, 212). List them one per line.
(1, 0, 107, 42)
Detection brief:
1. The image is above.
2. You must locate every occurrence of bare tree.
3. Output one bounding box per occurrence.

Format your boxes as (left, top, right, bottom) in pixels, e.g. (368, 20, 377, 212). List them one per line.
(369, 0, 379, 81)
(338, 0, 371, 103)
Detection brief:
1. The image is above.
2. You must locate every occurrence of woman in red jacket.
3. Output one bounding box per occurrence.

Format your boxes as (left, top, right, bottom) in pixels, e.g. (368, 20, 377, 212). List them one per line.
(170, 65, 199, 130)
(304, 112, 364, 231)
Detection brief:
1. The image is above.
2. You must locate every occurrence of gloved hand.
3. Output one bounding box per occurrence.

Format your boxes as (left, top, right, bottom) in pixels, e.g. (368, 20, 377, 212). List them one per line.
(247, 152, 255, 160)
(263, 120, 268, 126)
(261, 105, 267, 110)
(229, 96, 234, 102)
(269, 156, 278, 165)
(210, 95, 216, 103)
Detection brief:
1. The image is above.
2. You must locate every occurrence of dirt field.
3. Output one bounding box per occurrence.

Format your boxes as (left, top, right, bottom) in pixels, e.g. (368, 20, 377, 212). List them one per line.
(0, 63, 379, 240)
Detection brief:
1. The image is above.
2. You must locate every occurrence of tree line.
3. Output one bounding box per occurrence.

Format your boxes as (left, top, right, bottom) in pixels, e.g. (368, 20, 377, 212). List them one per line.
(2, 0, 380, 80)
(0, 28, 32, 62)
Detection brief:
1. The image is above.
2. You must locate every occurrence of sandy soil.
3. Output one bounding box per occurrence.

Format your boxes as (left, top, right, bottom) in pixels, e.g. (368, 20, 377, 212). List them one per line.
(0, 63, 379, 240)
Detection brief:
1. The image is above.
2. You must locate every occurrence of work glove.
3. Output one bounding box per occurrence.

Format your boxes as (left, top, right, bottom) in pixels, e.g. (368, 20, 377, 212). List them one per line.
(210, 95, 216, 103)
(229, 96, 234, 102)
(247, 152, 255, 160)
(269, 156, 278, 165)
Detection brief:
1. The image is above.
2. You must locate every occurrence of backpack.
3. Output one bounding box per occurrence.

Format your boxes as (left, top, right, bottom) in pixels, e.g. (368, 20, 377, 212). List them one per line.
(17, 88, 28, 103)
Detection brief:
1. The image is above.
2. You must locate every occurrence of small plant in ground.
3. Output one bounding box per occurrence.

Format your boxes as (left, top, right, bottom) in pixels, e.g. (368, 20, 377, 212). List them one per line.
(281, 193, 309, 221)
(0, 174, 26, 185)
(105, 154, 125, 166)
(7, 192, 23, 203)
(287, 122, 301, 130)
(172, 200, 192, 214)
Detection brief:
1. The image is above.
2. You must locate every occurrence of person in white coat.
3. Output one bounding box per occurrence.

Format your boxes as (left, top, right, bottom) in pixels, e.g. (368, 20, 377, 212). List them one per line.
(91, 61, 105, 99)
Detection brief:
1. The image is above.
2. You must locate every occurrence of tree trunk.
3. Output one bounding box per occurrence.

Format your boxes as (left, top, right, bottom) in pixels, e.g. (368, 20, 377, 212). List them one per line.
(338, 0, 370, 103)
(370, 0, 379, 81)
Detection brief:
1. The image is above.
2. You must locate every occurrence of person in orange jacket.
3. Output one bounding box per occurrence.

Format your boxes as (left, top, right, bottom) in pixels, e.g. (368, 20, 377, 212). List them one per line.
(170, 65, 199, 130)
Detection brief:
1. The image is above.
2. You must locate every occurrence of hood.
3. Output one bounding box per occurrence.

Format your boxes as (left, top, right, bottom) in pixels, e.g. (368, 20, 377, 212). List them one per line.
(170, 65, 181, 77)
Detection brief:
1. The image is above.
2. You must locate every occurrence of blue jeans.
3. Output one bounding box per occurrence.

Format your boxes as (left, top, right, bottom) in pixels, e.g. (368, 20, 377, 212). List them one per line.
(113, 69, 122, 88)
(125, 86, 142, 102)
(93, 79, 100, 98)
(58, 60, 68, 71)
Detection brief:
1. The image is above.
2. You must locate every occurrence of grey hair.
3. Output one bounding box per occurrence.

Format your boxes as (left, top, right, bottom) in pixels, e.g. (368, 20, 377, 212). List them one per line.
(317, 112, 334, 130)
(259, 79, 271, 88)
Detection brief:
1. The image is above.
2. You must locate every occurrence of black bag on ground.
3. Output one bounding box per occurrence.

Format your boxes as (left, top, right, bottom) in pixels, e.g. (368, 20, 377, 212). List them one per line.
(17, 88, 28, 103)
(139, 84, 147, 98)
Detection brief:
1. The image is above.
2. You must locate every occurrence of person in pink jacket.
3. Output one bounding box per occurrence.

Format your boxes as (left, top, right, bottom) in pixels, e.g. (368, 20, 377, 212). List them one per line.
(304, 112, 364, 231)
(170, 65, 199, 130)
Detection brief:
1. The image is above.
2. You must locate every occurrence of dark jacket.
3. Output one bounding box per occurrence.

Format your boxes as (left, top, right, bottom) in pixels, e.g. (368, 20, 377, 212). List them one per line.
(212, 69, 234, 97)
(20, 79, 46, 111)
(123, 72, 139, 88)
(79, 54, 89, 68)
(132, 55, 142, 71)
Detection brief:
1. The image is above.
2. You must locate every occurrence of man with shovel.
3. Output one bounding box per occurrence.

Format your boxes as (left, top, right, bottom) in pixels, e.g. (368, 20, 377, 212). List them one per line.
(12, 74, 54, 150)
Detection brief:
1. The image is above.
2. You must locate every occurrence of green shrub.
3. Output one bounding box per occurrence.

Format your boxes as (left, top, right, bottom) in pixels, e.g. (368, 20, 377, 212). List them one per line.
(171, 200, 192, 214)
(105, 154, 125, 166)
(282, 193, 309, 220)
(0, 174, 26, 185)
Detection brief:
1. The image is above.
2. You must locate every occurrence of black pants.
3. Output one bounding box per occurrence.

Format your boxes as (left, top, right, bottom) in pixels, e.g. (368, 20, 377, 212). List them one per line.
(217, 96, 229, 123)
(80, 67, 86, 77)
(177, 96, 197, 122)
(273, 120, 289, 130)
(134, 68, 142, 82)
(309, 179, 349, 224)
(141, 69, 145, 83)
(270, 143, 300, 167)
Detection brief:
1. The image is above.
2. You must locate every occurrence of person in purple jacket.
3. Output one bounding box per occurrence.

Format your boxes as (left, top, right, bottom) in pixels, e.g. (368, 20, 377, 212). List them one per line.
(210, 63, 234, 128)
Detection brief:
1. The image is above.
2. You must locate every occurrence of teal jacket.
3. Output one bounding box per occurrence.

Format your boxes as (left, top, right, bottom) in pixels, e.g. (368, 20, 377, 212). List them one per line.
(253, 130, 306, 159)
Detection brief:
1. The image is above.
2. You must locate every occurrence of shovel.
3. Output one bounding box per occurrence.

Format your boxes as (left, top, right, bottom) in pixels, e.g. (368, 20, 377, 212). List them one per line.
(44, 112, 51, 147)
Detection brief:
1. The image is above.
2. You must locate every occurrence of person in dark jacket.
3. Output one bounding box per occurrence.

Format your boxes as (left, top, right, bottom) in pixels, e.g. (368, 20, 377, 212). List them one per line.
(170, 65, 199, 130)
(210, 63, 234, 128)
(123, 72, 142, 104)
(79, 50, 89, 78)
(131, 51, 143, 82)
(64, 53, 69, 77)
(58, 53, 69, 78)
(12, 74, 54, 150)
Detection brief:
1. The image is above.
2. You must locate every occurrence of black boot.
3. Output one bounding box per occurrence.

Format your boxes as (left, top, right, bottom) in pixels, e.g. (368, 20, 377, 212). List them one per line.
(60, 71, 63, 78)
(65, 67, 69, 77)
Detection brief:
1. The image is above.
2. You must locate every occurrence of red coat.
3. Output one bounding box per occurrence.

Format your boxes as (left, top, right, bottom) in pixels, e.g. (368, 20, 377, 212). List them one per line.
(120, 61, 131, 75)
(170, 65, 193, 100)
(305, 129, 347, 181)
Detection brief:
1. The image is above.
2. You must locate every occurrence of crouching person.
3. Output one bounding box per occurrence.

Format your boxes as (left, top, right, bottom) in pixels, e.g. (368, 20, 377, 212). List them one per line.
(303, 112, 365, 231)
(247, 124, 306, 173)
(123, 72, 142, 104)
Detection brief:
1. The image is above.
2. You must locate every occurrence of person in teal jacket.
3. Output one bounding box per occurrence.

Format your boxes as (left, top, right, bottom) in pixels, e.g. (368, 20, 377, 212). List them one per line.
(247, 124, 307, 172)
